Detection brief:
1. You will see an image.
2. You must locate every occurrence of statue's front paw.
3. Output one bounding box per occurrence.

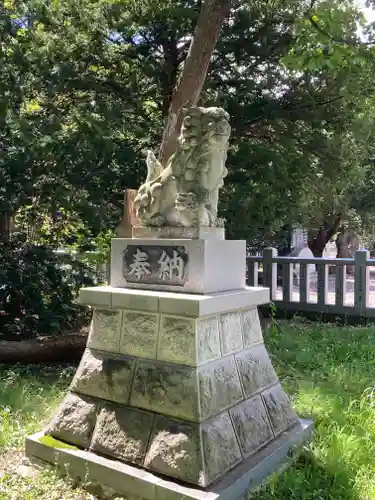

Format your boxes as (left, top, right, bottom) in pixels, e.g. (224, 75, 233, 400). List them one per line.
(176, 192, 196, 210)
(149, 215, 166, 227)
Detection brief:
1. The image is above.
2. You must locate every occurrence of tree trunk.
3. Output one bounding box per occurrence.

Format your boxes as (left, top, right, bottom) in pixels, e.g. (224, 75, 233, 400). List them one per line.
(159, 0, 232, 165)
(116, 188, 139, 237)
(0, 333, 88, 364)
(0, 212, 11, 241)
(308, 214, 342, 257)
(336, 228, 361, 275)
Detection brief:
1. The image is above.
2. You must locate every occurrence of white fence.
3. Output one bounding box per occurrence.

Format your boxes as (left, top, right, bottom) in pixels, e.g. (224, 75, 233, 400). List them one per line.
(247, 248, 375, 318)
(54, 249, 109, 283)
(55, 247, 375, 317)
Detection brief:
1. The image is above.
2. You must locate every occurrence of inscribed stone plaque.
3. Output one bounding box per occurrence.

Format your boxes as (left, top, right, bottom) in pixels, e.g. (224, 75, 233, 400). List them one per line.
(197, 316, 221, 365)
(198, 357, 243, 420)
(47, 392, 98, 449)
(219, 311, 243, 355)
(157, 315, 196, 365)
(90, 405, 154, 465)
(120, 311, 159, 359)
(229, 395, 273, 457)
(88, 310, 122, 353)
(70, 349, 135, 405)
(123, 245, 188, 286)
(235, 344, 278, 397)
(144, 416, 203, 485)
(262, 384, 298, 436)
(242, 308, 263, 347)
(201, 412, 242, 485)
(130, 360, 198, 421)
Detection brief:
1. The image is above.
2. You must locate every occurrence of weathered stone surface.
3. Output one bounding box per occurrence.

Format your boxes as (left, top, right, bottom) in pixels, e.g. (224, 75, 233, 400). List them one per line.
(133, 107, 230, 228)
(219, 311, 243, 355)
(130, 360, 198, 421)
(123, 245, 189, 287)
(120, 311, 159, 359)
(241, 308, 263, 347)
(262, 384, 298, 436)
(157, 315, 196, 365)
(133, 226, 225, 240)
(144, 416, 203, 485)
(198, 357, 243, 420)
(230, 395, 273, 458)
(88, 310, 122, 353)
(70, 349, 135, 405)
(27, 418, 315, 500)
(111, 239, 247, 295)
(47, 392, 97, 449)
(235, 344, 278, 397)
(90, 405, 154, 465)
(157, 314, 223, 366)
(197, 316, 221, 365)
(201, 412, 242, 485)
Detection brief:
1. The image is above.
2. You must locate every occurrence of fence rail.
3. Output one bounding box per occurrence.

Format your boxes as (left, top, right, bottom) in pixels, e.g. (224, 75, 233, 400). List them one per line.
(247, 248, 375, 318)
(56, 247, 375, 318)
(54, 249, 109, 283)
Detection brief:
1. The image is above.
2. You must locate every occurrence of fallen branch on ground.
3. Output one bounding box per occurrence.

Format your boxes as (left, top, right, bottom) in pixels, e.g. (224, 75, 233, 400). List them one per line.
(0, 331, 88, 364)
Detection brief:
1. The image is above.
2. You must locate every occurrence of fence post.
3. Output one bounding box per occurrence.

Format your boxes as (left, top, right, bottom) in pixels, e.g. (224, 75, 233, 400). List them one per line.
(246, 261, 259, 287)
(335, 264, 346, 309)
(263, 247, 277, 301)
(317, 263, 329, 306)
(300, 263, 311, 304)
(354, 249, 370, 315)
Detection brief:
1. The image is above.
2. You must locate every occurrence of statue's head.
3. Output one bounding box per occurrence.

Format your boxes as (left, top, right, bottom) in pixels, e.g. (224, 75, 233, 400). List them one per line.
(179, 107, 231, 151)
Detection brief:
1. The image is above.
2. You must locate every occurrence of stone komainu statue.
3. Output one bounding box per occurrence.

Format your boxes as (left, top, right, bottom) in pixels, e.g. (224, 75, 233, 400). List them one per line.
(134, 107, 231, 227)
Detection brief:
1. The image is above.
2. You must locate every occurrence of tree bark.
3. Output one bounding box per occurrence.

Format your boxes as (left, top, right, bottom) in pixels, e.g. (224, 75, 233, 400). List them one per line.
(308, 214, 342, 257)
(158, 0, 232, 165)
(116, 188, 139, 237)
(0, 333, 88, 364)
(336, 228, 361, 275)
(0, 212, 11, 241)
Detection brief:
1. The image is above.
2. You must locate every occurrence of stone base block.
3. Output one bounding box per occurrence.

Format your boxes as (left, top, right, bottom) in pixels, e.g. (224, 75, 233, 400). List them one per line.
(26, 419, 313, 500)
(38, 284, 312, 491)
(79, 285, 270, 317)
(110, 238, 246, 294)
(132, 226, 225, 240)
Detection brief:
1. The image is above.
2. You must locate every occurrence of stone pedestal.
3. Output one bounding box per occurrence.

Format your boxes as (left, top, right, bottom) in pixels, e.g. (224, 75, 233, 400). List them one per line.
(26, 240, 313, 499)
(111, 238, 246, 294)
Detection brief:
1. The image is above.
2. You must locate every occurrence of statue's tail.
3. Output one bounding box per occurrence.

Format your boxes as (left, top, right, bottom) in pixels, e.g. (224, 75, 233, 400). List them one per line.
(145, 150, 164, 184)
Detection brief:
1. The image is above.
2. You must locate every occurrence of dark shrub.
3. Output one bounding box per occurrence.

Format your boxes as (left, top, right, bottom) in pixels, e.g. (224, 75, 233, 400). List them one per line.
(0, 234, 94, 340)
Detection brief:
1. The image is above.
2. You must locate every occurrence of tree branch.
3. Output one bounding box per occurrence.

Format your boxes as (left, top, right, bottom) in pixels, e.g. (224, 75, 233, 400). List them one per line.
(158, 0, 232, 164)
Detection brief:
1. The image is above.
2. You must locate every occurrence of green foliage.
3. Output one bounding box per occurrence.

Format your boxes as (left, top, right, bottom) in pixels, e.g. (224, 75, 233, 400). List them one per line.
(253, 319, 375, 499)
(0, 234, 93, 340)
(2, 0, 375, 248)
(212, 1, 375, 243)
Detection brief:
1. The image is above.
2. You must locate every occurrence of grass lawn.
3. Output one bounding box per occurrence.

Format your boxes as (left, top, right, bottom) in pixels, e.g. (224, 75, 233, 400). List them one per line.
(1, 319, 375, 499)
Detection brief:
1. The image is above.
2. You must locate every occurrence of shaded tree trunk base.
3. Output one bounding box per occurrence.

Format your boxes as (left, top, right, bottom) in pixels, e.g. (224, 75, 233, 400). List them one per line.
(308, 214, 342, 257)
(0, 332, 88, 364)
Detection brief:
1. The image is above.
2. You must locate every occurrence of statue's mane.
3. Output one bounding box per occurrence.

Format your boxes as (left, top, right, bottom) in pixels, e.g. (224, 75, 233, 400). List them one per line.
(170, 107, 231, 175)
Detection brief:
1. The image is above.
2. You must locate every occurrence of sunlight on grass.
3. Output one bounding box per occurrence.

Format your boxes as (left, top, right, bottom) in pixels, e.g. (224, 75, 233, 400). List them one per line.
(0, 364, 76, 451)
(1, 320, 375, 498)
(251, 320, 375, 500)
(0, 471, 96, 500)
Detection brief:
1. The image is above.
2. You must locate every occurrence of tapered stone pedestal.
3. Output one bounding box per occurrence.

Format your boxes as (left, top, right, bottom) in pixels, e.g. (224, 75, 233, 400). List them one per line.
(26, 285, 313, 499)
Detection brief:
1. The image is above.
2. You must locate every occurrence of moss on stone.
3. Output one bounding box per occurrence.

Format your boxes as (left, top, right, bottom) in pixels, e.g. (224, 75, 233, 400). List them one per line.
(39, 435, 79, 450)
